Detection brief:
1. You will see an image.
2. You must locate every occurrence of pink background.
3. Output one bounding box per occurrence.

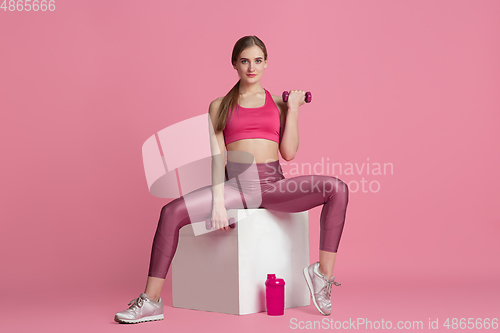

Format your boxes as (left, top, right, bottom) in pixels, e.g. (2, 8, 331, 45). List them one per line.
(1, 0, 499, 332)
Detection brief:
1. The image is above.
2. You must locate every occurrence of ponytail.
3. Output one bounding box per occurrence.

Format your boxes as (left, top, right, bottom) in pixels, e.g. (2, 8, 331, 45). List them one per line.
(214, 80, 240, 132)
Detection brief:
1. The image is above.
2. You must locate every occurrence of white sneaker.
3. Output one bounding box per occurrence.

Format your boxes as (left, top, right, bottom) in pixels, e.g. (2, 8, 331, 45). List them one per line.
(303, 261, 341, 315)
(114, 293, 164, 324)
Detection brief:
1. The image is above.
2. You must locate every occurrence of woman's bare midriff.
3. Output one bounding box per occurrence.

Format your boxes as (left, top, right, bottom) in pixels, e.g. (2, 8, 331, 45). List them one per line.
(226, 138, 280, 163)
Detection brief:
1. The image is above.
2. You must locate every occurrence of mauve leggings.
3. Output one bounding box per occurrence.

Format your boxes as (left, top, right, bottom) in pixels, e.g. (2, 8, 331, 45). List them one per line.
(148, 159, 349, 279)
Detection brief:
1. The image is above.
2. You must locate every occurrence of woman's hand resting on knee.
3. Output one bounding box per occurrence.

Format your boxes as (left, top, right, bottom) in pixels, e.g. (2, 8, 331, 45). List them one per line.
(211, 201, 230, 231)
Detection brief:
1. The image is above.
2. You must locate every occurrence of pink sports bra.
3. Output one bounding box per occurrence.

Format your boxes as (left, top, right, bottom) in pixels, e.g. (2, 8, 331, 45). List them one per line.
(223, 88, 281, 146)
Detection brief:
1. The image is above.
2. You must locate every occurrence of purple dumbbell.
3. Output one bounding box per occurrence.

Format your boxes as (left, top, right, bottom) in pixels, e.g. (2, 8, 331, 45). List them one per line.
(282, 91, 312, 103)
(205, 217, 236, 230)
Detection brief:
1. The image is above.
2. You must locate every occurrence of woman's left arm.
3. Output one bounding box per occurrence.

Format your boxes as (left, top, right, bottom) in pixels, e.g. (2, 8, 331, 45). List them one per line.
(278, 90, 306, 161)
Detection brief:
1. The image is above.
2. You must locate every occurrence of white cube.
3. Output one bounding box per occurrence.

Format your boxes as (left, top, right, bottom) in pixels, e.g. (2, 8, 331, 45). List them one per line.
(172, 208, 311, 315)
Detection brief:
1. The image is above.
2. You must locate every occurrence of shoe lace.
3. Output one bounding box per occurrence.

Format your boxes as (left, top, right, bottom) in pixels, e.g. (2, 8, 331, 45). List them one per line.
(321, 279, 341, 299)
(127, 296, 145, 310)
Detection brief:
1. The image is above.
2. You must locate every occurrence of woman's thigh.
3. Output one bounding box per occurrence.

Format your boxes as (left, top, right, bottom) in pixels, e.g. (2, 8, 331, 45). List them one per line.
(176, 182, 248, 223)
(259, 174, 347, 213)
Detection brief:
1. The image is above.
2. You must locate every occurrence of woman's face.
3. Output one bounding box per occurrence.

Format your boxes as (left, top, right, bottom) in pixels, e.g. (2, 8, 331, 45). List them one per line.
(233, 45, 267, 83)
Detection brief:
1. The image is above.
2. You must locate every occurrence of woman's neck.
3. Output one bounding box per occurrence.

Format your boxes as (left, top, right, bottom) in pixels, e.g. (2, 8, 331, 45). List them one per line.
(238, 81, 264, 96)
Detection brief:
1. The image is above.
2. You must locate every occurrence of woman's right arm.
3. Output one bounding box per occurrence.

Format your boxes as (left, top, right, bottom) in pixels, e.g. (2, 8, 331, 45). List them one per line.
(208, 99, 230, 231)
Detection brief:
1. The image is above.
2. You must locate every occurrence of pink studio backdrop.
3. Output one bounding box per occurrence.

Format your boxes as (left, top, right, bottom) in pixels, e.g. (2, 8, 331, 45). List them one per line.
(1, 0, 499, 332)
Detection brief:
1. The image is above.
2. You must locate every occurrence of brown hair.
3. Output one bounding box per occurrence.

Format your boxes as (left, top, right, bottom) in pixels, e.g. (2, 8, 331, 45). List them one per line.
(214, 35, 268, 132)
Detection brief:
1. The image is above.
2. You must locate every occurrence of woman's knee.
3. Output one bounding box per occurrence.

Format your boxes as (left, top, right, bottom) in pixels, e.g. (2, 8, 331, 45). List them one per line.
(160, 198, 177, 215)
(338, 178, 349, 195)
(326, 177, 349, 202)
(159, 197, 187, 223)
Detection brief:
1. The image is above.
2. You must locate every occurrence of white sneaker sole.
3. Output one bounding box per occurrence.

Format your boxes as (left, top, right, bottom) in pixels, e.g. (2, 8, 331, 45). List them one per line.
(114, 313, 164, 324)
(303, 266, 329, 316)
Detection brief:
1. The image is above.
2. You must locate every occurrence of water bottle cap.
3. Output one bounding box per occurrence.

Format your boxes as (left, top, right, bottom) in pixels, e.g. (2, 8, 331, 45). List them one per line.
(267, 274, 276, 279)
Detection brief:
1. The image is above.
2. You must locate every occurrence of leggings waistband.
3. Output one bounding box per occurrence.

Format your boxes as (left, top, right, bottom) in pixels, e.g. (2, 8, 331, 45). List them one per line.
(225, 159, 284, 182)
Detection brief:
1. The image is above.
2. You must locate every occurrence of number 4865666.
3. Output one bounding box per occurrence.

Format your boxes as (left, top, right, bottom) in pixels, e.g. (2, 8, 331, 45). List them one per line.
(1, 0, 56, 11)
(443, 318, 498, 330)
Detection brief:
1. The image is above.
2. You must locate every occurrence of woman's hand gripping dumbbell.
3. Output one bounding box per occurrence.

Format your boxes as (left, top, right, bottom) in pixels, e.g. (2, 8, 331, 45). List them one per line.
(282, 90, 312, 103)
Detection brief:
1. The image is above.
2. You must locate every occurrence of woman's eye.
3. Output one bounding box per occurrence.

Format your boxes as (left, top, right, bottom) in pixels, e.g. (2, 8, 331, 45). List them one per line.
(256, 60, 262, 63)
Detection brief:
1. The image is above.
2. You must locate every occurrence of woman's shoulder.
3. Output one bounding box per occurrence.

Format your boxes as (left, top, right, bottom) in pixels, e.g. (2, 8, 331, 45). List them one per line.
(208, 96, 224, 117)
(210, 96, 224, 107)
(269, 91, 287, 116)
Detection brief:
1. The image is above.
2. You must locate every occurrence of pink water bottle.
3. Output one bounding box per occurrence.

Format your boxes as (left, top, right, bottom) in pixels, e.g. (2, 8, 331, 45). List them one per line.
(265, 274, 285, 316)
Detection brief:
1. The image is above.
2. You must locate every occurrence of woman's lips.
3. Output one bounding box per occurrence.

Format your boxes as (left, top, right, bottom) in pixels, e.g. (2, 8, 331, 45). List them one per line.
(246, 74, 256, 77)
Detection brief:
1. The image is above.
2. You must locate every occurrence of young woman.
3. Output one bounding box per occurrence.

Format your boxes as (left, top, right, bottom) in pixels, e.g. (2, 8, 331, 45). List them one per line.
(114, 35, 349, 323)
